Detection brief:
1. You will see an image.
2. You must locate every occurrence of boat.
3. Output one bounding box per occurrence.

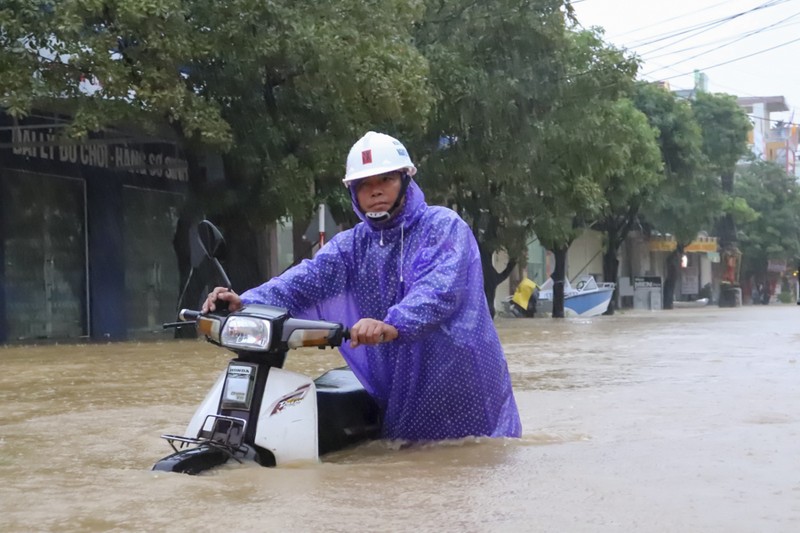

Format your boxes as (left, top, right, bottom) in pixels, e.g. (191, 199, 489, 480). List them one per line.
(536, 275, 615, 317)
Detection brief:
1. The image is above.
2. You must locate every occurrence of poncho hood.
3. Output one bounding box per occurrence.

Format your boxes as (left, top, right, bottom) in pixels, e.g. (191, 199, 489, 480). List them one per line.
(348, 178, 427, 232)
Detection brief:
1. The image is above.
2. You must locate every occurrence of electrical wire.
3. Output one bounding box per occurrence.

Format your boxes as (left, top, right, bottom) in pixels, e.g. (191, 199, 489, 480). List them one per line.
(629, 0, 792, 52)
(658, 34, 800, 80)
(642, 10, 800, 76)
(603, 0, 732, 39)
(643, 15, 800, 61)
(747, 113, 800, 127)
(574, 1, 800, 113)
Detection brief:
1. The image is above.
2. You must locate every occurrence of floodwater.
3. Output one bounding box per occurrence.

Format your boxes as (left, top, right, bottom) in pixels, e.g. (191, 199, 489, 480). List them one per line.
(1, 305, 799, 532)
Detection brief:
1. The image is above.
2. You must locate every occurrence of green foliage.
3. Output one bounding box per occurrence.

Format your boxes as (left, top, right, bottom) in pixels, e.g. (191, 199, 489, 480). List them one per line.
(722, 195, 758, 225)
(187, 0, 434, 221)
(634, 83, 719, 245)
(690, 91, 753, 246)
(591, 96, 663, 282)
(736, 159, 800, 277)
(597, 99, 664, 206)
(0, 0, 433, 225)
(1, 0, 772, 288)
(691, 92, 751, 177)
(414, 11, 643, 263)
(633, 82, 704, 182)
(412, 0, 571, 259)
(0, 0, 231, 142)
(530, 29, 641, 253)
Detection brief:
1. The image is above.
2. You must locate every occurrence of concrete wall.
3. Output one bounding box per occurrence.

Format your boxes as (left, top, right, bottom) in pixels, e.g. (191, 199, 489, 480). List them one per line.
(568, 229, 604, 281)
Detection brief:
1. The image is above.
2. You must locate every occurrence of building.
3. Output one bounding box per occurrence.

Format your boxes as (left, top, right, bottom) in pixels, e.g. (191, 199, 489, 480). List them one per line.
(0, 110, 190, 343)
(737, 95, 798, 177)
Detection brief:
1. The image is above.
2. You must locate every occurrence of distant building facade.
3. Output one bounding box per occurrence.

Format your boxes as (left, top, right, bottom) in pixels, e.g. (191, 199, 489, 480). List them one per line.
(0, 110, 189, 343)
(737, 95, 798, 178)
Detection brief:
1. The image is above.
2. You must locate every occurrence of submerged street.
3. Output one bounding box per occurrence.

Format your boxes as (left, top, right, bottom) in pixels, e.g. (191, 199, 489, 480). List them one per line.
(1, 304, 798, 532)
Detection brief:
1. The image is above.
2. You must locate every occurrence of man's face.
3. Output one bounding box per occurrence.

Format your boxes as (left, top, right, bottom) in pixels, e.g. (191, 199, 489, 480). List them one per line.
(354, 171, 403, 214)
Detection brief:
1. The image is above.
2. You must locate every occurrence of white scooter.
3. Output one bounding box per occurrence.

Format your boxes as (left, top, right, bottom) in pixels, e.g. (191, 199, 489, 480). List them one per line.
(153, 221, 380, 475)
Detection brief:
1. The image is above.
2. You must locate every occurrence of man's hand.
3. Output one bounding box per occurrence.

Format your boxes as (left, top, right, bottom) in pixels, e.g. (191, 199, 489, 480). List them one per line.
(202, 287, 243, 313)
(349, 318, 399, 348)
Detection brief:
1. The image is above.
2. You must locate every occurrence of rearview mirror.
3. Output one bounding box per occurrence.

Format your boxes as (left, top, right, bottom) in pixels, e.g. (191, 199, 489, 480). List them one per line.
(178, 220, 232, 313)
(196, 220, 225, 260)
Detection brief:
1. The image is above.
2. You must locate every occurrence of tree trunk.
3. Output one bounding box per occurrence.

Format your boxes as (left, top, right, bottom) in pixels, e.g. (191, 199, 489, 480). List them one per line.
(551, 245, 568, 318)
(602, 230, 622, 316)
(662, 249, 680, 310)
(478, 243, 516, 318)
(718, 170, 739, 268)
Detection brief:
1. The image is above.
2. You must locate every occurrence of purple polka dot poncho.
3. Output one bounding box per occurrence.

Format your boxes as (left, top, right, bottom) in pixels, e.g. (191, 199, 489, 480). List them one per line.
(240, 180, 522, 442)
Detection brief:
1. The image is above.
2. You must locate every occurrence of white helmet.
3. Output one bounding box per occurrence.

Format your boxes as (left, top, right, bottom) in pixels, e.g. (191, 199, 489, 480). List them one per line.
(344, 131, 417, 186)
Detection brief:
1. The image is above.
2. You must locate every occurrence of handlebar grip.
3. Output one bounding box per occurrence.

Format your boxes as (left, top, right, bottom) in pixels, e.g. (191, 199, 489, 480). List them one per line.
(179, 309, 201, 321)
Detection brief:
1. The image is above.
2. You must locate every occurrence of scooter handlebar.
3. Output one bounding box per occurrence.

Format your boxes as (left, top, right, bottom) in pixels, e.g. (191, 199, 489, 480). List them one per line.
(179, 309, 201, 322)
(162, 309, 202, 330)
(164, 308, 351, 349)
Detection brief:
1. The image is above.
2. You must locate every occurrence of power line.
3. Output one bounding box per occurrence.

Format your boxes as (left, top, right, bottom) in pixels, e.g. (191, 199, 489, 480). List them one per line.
(642, 15, 800, 62)
(747, 113, 800, 127)
(629, 0, 792, 52)
(659, 34, 800, 81)
(577, 1, 800, 117)
(604, 0, 733, 39)
(642, 9, 800, 76)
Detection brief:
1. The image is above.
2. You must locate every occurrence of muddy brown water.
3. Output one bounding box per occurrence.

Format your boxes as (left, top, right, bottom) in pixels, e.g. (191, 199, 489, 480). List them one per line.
(1, 305, 799, 532)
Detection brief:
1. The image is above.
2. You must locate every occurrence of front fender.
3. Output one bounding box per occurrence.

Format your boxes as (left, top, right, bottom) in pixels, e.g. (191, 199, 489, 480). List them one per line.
(152, 445, 229, 475)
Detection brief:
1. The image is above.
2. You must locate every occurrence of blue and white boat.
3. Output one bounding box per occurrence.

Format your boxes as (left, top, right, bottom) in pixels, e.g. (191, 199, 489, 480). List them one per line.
(536, 275, 615, 317)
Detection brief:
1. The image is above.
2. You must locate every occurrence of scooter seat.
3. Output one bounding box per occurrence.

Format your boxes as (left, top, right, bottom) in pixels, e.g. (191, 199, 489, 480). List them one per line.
(314, 366, 367, 393)
(314, 367, 381, 455)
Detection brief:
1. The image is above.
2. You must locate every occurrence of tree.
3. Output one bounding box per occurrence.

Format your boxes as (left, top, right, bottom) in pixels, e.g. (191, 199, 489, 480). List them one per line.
(181, 0, 433, 289)
(690, 91, 752, 306)
(528, 29, 639, 317)
(737, 159, 800, 285)
(0, 0, 231, 141)
(1, 0, 433, 294)
(591, 98, 663, 314)
(634, 83, 710, 309)
(691, 91, 753, 245)
(411, 0, 571, 315)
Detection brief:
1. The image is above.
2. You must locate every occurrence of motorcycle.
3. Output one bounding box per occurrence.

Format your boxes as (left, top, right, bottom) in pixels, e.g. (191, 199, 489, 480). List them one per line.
(153, 221, 381, 475)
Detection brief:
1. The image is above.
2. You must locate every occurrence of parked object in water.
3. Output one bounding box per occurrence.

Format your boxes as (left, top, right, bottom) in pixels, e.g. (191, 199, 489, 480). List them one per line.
(673, 298, 710, 308)
(503, 278, 539, 318)
(536, 275, 615, 317)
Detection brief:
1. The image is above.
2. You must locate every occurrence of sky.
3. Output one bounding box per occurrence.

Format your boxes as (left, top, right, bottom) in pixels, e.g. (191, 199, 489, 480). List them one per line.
(572, 0, 800, 124)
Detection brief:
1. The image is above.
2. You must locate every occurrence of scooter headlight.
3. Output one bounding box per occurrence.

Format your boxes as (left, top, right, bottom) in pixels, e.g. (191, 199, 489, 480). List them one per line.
(221, 316, 272, 350)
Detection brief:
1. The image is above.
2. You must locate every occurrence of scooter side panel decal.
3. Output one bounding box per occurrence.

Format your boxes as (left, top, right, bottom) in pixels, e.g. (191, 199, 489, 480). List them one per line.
(269, 383, 312, 415)
(254, 369, 319, 465)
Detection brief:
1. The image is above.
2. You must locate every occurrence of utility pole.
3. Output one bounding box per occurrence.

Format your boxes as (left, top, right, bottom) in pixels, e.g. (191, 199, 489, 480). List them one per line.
(718, 169, 742, 307)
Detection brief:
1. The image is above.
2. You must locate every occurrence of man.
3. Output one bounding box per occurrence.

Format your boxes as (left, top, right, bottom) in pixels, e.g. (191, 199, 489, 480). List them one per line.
(204, 131, 521, 442)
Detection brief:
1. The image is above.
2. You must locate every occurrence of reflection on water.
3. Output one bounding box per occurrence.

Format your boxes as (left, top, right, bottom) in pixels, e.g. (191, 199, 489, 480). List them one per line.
(1, 306, 799, 532)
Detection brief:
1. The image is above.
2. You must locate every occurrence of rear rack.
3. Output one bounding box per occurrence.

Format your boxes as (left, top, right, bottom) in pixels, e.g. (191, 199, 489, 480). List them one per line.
(160, 414, 248, 461)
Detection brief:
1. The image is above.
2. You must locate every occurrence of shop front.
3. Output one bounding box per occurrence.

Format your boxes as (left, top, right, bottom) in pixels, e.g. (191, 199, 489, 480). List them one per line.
(0, 111, 188, 343)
